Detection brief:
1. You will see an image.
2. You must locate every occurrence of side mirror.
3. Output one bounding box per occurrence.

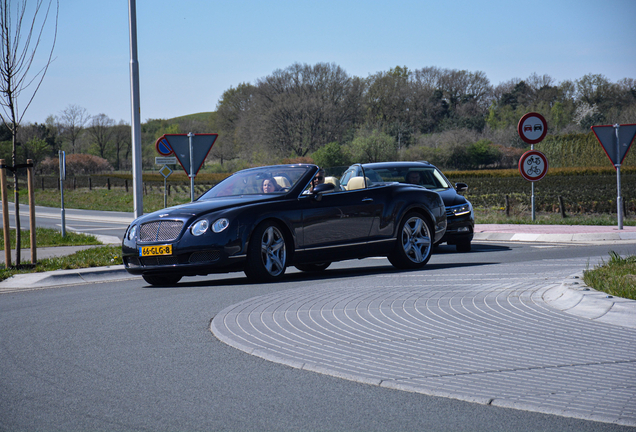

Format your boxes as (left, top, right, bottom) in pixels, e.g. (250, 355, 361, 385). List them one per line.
(311, 182, 335, 201)
(311, 183, 336, 199)
(455, 182, 468, 193)
(312, 183, 335, 194)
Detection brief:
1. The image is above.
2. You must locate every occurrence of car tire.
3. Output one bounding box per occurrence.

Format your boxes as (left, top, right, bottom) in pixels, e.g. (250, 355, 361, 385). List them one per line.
(456, 241, 472, 252)
(142, 274, 182, 286)
(245, 221, 288, 282)
(295, 262, 331, 272)
(388, 212, 433, 270)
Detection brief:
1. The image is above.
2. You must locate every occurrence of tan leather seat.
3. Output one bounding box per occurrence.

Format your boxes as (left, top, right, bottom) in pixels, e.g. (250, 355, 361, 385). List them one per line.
(273, 176, 291, 188)
(324, 176, 341, 191)
(346, 176, 366, 190)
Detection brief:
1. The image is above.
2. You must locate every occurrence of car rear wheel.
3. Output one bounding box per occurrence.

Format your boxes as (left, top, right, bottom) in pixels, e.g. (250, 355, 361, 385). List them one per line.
(245, 221, 288, 282)
(142, 274, 182, 286)
(388, 212, 433, 269)
(295, 262, 331, 272)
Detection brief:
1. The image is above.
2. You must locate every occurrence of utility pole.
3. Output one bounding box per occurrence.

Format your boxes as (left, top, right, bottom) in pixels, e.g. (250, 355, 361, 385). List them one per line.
(128, 0, 143, 218)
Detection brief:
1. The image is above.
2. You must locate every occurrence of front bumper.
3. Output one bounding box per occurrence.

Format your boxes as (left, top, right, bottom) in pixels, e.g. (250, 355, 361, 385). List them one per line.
(122, 245, 247, 277)
(441, 214, 474, 245)
(121, 217, 247, 277)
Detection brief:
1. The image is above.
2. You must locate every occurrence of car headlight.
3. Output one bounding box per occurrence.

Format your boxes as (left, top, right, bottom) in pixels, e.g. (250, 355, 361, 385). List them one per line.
(127, 225, 137, 241)
(449, 203, 472, 216)
(191, 220, 209, 236)
(212, 218, 229, 233)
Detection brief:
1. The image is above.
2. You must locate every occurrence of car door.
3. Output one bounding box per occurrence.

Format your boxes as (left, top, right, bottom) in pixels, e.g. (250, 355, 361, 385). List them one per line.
(299, 186, 380, 252)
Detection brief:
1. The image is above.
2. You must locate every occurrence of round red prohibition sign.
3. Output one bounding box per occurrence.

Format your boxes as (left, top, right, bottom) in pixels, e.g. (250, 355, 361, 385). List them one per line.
(519, 150, 549, 182)
(518, 112, 548, 144)
(155, 137, 174, 156)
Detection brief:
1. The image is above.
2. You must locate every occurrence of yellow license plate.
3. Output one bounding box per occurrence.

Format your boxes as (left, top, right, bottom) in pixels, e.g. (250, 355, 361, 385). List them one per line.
(139, 244, 173, 257)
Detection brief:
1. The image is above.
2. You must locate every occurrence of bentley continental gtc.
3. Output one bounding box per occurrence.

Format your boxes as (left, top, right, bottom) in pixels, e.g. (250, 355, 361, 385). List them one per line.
(122, 164, 447, 285)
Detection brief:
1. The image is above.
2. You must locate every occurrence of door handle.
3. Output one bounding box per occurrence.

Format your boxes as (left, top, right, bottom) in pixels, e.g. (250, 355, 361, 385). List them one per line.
(362, 198, 373, 202)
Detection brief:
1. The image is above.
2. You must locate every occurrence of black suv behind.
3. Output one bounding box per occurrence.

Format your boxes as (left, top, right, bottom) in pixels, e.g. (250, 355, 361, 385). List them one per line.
(340, 161, 474, 252)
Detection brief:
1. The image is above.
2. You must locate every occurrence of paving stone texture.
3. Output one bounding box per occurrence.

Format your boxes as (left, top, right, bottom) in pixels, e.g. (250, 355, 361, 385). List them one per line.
(211, 257, 636, 427)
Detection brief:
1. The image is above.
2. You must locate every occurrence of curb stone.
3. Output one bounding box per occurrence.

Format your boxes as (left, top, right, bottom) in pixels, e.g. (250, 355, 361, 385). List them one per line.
(543, 273, 636, 329)
(0, 265, 139, 293)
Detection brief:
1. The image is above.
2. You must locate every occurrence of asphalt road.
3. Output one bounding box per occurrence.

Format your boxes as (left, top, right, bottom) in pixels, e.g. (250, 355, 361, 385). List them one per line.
(1, 240, 635, 431)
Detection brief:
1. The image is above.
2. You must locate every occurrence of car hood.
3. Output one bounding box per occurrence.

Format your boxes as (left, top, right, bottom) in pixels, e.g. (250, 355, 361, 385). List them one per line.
(436, 188, 469, 207)
(134, 195, 280, 223)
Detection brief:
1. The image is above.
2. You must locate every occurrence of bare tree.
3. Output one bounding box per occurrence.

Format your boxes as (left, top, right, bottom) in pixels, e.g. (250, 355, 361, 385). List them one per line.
(254, 62, 363, 157)
(111, 120, 130, 170)
(214, 83, 255, 164)
(0, 0, 58, 265)
(86, 113, 115, 160)
(59, 104, 89, 153)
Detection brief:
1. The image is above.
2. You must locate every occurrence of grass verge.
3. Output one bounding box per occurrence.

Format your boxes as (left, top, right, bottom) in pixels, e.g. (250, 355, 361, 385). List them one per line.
(0, 245, 122, 282)
(1, 228, 102, 248)
(583, 252, 636, 300)
(0, 228, 117, 282)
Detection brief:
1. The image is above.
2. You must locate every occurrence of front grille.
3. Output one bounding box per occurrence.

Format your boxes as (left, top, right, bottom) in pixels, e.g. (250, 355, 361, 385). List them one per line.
(125, 255, 179, 267)
(125, 256, 141, 267)
(139, 220, 183, 242)
(189, 250, 221, 263)
(140, 256, 179, 266)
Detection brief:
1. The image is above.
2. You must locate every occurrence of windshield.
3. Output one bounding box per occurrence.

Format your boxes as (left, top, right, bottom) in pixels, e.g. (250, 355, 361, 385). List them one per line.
(199, 166, 312, 199)
(367, 166, 452, 191)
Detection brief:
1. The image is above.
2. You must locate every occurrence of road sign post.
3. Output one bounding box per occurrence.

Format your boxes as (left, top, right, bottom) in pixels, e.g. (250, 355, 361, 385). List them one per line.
(59, 150, 66, 237)
(591, 123, 636, 230)
(188, 132, 195, 202)
(518, 113, 548, 221)
(159, 165, 173, 208)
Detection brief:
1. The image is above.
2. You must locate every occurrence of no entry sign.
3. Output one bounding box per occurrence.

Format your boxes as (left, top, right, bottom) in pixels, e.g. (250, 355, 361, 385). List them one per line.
(518, 150, 548, 182)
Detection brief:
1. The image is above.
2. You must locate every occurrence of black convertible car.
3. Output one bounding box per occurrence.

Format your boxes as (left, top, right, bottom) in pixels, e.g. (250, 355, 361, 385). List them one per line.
(122, 164, 447, 285)
(341, 162, 474, 252)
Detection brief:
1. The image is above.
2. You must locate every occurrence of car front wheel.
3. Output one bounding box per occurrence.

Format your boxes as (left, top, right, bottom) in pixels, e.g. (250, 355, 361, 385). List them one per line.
(245, 221, 288, 282)
(388, 212, 433, 270)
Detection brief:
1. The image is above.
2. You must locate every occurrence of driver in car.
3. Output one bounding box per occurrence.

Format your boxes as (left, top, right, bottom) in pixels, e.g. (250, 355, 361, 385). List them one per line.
(309, 168, 325, 192)
(406, 171, 421, 185)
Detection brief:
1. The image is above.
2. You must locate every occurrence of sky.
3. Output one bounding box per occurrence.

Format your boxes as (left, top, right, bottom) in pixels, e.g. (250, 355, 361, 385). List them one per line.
(15, 0, 636, 125)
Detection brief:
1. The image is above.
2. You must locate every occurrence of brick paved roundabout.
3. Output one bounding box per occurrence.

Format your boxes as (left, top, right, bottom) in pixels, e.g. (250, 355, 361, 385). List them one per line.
(211, 257, 636, 427)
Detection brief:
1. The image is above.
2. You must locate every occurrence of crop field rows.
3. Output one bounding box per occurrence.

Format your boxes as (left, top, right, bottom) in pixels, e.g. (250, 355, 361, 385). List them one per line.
(447, 173, 636, 215)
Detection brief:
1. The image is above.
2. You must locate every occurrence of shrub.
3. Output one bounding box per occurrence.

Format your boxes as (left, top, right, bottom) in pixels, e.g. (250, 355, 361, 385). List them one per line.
(348, 130, 397, 163)
(311, 141, 352, 168)
(39, 154, 114, 175)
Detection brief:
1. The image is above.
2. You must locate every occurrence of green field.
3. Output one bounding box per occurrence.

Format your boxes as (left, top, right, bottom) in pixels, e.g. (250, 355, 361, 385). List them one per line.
(447, 170, 635, 224)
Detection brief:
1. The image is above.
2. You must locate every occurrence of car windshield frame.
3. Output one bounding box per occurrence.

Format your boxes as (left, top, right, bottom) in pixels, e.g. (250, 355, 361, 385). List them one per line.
(360, 164, 453, 191)
(198, 165, 314, 199)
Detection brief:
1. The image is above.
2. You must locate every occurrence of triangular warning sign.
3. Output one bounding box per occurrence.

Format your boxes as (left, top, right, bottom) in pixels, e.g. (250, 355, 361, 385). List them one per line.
(159, 134, 218, 177)
(591, 124, 636, 167)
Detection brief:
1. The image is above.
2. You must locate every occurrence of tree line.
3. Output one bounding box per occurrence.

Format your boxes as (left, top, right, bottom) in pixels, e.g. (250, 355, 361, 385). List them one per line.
(214, 63, 635, 171)
(2, 63, 635, 175)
